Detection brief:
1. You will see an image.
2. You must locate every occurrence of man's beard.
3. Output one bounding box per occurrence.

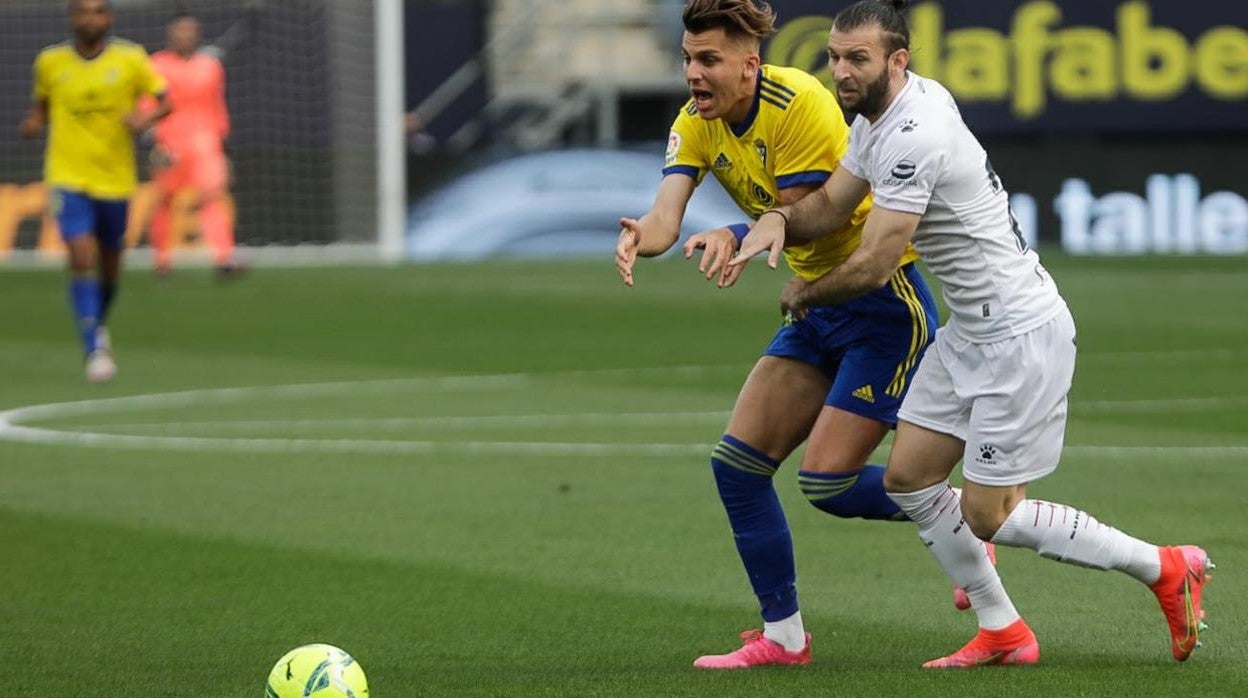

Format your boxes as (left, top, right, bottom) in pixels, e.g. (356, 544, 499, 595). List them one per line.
(840, 69, 891, 121)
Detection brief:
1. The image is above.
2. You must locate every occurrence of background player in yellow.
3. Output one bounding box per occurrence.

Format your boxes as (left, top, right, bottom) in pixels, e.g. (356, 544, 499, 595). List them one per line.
(614, 0, 946, 669)
(19, 0, 170, 382)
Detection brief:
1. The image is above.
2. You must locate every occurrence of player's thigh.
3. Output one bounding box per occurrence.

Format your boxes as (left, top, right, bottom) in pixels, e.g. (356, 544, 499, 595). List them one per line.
(886, 330, 974, 491)
(895, 327, 972, 449)
(962, 310, 1076, 488)
(884, 419, 965, 492)
(725, 355, 830, 461)
(804, 274, 934, 473)
(190, 150, 229, 196)
(53, 188, 94, 241)
(800, 406, 889, 474)
(53, 189, 97, 272)
(155, 157, 191, 200)
(91, 198, 129, 253)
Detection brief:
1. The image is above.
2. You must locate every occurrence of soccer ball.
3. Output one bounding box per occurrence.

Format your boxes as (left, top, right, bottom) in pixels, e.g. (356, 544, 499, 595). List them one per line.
(265, 644, 369, 698)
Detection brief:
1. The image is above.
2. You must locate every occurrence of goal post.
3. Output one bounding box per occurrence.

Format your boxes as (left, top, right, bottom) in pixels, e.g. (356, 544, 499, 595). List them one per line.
(0, 0, 403, 266)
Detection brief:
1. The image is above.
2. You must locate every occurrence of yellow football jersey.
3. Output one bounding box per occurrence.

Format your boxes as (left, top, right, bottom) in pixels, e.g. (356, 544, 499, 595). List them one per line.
(33, 39, 166, 199)
(664, 64, 917, 280)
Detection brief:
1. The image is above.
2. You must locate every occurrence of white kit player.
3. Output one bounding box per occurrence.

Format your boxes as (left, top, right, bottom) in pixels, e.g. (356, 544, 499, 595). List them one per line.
(730, 0, 1213, 668)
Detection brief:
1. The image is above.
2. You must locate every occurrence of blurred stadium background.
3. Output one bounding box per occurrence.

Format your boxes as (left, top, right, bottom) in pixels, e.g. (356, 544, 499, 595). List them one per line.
(1, 1, 1246, 695)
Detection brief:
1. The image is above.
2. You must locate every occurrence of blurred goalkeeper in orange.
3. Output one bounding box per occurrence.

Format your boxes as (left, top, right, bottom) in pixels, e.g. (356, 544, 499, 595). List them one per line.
(148, 12, 241, 277)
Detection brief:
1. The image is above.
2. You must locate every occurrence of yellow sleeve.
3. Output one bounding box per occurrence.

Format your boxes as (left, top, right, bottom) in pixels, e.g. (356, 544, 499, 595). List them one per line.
(32, 50, 50, 102)
(771, 88, 843, 190)
(662, 103, 709, 183)
(133, 46, 167, 96)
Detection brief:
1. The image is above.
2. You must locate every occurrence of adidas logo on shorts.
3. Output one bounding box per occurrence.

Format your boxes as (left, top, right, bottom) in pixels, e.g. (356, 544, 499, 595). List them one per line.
(852, 385, 875, 403)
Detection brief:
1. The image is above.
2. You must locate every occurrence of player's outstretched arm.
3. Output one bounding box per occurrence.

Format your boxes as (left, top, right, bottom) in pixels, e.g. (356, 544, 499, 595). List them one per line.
(683, 182, 822, 287)
(18, 100, 47, 139)
(616, 174, 695, 287)
(781, 206, 920, 313)
(730, 167, 870, 269)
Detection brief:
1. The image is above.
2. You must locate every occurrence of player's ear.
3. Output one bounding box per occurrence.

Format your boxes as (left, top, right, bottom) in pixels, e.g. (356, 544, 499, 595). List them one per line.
(743, 49, 760, 77)
(889, 47, 909, 75)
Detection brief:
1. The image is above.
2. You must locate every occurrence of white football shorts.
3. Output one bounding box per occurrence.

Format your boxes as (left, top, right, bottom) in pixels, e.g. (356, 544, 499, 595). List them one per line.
(897, 306, 1077, 486)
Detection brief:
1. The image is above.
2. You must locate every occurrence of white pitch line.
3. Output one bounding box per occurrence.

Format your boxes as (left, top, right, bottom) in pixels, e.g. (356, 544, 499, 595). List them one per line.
(0, 367, 744, 459)
(1073, 396, 1248, 413)
(0, 363, 743, 425)
(1079, 349, 1241, 362)
(72, 411, 735, 433)
(1063, 445, 1248, 458)
(3, 369, 1247, 459)
(0, 422, 711, 458)
(72, 394, 1248, 433)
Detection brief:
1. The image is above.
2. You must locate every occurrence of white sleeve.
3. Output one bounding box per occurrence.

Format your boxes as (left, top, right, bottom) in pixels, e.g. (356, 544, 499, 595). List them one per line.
(838, 116, 869, 180)
(869, 125, 947, 215)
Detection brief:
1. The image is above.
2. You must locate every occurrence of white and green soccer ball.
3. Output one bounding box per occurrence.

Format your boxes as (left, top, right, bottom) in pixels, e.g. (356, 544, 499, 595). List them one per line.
(265, 644, 369, 698)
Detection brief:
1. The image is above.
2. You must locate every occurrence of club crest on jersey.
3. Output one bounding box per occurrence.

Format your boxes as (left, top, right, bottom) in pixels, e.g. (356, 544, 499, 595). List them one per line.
(665, 131, 681, 166)
(754, 138, 768, 167)
(712, 152, 733, 170)
(751, 181, 775, 206)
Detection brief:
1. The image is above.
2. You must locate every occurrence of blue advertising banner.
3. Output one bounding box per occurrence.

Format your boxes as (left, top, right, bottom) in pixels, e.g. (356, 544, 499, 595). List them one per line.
(763, 0, 1248, 133)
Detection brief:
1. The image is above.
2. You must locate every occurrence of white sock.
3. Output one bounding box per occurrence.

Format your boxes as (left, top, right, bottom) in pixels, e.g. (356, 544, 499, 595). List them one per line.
(889, 481, 1020, 630)
(992, 499, 1161, 584)
(763, 610, 805, 651)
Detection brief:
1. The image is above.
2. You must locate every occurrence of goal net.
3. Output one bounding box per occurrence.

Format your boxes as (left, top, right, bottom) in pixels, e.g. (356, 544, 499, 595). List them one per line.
(0, 0, 386, 264)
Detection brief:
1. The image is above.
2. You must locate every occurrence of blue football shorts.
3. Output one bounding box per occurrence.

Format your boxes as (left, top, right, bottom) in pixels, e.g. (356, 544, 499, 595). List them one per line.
(763, 262, 938, 425)
(52, 188, 129, 250)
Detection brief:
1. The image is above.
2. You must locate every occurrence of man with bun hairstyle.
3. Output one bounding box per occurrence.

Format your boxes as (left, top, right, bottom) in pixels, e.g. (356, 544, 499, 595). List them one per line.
(732, 0, 1214, 668)
(616, 0, 982, 669)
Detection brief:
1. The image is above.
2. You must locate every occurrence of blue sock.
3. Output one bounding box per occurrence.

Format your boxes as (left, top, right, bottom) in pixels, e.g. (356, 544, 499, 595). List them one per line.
(798, 465, 907, 521)
(98, 282, 117, 323)
(711, 434, 797, 622)
(69, 277, 101, 354)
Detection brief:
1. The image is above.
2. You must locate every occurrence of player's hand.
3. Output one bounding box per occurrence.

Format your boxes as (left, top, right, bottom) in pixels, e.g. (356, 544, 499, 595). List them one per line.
(729, 210, 786, 270)
(780, 275, 812, 319)
(616, 217, 642, 287)
(148, 144, 174, 170)
(18, 116, 43, 139)
(123, 110, 154, 135)
(683, 227, 745, 288)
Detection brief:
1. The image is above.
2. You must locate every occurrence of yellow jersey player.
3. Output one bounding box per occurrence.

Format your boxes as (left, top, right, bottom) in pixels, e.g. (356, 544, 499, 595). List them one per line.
(20, 0, 170, 382)
(614, 0, 953, 668)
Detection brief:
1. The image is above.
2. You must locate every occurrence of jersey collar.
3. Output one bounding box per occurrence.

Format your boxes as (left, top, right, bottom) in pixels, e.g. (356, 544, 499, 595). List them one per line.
(74, 37, 113, 62)
(870, 70, 916, 131)
(728, 69, 764, 138)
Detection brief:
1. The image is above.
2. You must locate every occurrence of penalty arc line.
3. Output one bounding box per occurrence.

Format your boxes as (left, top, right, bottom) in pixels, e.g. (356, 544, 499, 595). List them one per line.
(2, 371, 1247, 459)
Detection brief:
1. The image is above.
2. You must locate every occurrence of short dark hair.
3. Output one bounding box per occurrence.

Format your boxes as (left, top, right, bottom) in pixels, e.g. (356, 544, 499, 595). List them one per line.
(833, 0, 911, 55)
(681, 0, 777, 45)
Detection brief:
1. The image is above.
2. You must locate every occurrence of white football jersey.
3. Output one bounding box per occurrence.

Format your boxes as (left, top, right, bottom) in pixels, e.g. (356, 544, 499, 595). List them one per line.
(841, 72, 1065, 343)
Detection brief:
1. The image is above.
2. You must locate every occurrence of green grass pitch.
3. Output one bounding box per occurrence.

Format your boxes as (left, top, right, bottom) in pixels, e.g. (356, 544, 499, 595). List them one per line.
(1, 253, 1245, 696)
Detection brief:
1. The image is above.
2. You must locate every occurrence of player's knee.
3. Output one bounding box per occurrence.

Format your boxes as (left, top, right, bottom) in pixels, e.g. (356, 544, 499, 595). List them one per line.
(710, 436, 777, 493)
(961, 504, 1006, 541)
(882, 467, 918, 494)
